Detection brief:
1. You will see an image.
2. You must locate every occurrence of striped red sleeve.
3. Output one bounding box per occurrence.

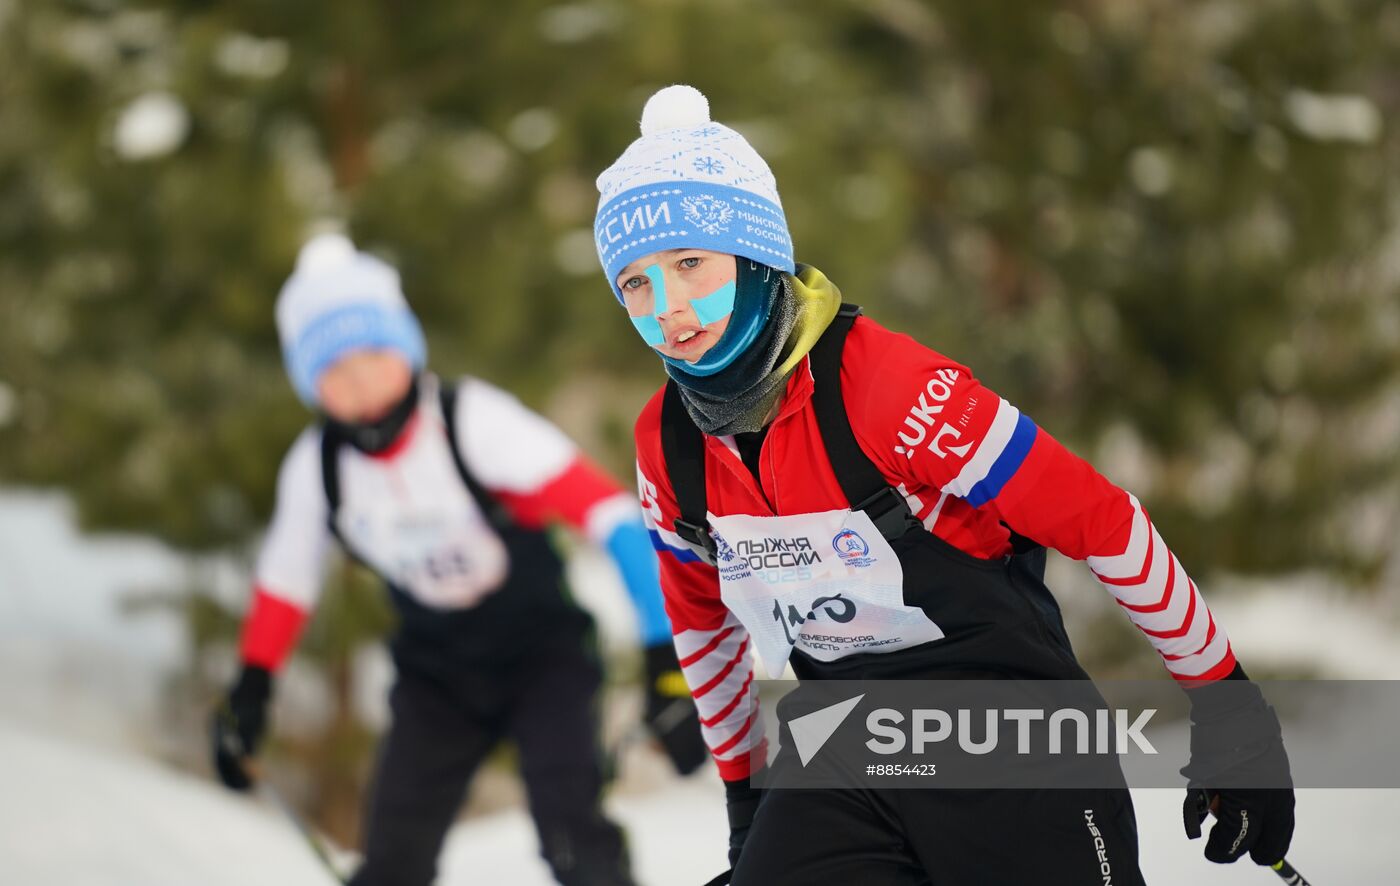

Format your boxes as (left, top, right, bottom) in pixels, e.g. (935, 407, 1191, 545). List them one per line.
(636, 393, 765, 781)
(993, 434, 1237, 683)
(856, 323, 1236, 683)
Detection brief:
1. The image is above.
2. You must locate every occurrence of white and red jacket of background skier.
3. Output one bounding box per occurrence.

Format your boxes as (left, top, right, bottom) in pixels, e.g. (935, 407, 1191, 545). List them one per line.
(241, 377, 672, 670)
(636, 316, 1238, 782)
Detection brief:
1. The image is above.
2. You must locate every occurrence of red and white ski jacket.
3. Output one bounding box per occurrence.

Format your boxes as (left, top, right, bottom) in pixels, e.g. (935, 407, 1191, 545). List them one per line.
(241, 376, 642, 670)
(635, 314, 1237, 781)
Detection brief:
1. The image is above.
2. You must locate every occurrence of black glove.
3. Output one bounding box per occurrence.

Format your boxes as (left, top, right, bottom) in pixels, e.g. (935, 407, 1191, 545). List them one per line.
(724, 772, 764, 870)
(1180, 665, 1295, 866)
(642, 642, 709, 775)
(211, 664, 273, 792)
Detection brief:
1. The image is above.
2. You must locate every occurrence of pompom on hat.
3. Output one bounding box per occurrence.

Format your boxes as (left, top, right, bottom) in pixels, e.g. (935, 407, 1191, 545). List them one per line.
(638, 83, 711, 135)
(275, 233, 427, 406)
(593, 85, 795, 302)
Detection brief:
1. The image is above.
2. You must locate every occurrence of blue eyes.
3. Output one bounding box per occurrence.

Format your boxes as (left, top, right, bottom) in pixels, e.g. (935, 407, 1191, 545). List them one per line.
(621, 257, 702, 291)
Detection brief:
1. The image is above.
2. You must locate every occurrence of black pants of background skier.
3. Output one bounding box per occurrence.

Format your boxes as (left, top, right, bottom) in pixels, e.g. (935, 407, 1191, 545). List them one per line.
(348, 639, 632, 886)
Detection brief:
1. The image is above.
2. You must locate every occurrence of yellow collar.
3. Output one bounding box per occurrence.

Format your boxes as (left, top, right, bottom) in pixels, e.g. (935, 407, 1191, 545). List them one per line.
(774, 264, 843, 377)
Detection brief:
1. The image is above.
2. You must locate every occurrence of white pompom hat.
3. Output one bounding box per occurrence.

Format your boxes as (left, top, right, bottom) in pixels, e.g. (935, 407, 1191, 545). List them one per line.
(593, 85, 795, 303)
(275, 233, 427, 406)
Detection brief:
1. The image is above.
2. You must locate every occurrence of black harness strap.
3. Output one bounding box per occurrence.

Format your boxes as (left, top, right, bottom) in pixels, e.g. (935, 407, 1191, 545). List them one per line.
(659, 303, 919, 565)
(437, 380, 513, 533)
(319, 424, 344, 522)
(660, 379, 718, 565)
(318, 377, 513, 535)
(808, 304, 921, 540)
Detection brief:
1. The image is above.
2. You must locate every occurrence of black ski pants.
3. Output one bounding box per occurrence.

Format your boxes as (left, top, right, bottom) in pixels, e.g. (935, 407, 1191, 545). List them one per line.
(347, 641, 631, 886)
(731, 783, 1145, 885)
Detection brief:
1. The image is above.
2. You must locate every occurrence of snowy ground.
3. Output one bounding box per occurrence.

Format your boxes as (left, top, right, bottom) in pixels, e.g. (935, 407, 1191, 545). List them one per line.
(0, 491, 193, 752)
(2, 488, 1398, 883)
(1, 719, 1393, 884)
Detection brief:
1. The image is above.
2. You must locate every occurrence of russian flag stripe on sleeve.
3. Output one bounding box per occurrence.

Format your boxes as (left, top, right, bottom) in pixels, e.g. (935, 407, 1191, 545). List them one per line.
(966, 412, 1039, 508)
(638, 459, 709, 565)
(943, 398, 1036, 506)
(649, 528, 703, 563)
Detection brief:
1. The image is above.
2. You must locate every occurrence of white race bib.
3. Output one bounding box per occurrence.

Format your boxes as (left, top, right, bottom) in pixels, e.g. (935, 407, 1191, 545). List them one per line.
(709, 508, 944, 678)
(341, 506, 510, 610)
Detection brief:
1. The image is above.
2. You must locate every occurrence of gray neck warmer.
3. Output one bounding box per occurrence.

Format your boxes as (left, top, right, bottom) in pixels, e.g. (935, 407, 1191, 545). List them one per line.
(665, 274, 798, 436)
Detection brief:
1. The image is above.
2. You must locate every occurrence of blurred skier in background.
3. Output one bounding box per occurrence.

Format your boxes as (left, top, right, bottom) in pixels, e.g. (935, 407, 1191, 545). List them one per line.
(211, 233, 706, 886)
(593, 85, 1296, 884)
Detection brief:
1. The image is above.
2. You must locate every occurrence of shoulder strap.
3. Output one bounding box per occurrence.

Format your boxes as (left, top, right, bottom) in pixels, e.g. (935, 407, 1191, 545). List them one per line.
(809, 304, 920, 541)
(319, 425, 343, 526)
(438, 378, 514, 532)
(317, 427, 369, 561)
(660, 380, 718, 566)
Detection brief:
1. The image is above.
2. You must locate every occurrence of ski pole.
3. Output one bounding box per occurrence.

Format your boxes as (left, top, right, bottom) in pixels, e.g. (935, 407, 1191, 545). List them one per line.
(606, 688, 696, 777)
(216, 712, 348, 885)
(1268, 858, 1311, 885)
(1193, 790, 1312, 885)
(604, 717, 654, 784)
(245, 760, 349, 885)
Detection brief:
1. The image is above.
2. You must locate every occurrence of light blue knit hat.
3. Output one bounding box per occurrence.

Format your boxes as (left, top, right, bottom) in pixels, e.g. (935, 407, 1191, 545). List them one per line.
(594, 85, 795, 302)
(274, 234, 427, 406)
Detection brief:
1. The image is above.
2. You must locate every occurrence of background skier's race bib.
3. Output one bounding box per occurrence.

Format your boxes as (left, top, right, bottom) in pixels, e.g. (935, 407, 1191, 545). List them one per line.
(340, 505, 510, 610)
(709, 508, 944, 678)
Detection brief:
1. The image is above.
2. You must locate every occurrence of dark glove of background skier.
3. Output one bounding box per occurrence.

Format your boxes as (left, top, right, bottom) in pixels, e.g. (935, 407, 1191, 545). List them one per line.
(642, 642, 708, 775)
(1180, 664, 1295, 865)
(211, 664, 273, 791)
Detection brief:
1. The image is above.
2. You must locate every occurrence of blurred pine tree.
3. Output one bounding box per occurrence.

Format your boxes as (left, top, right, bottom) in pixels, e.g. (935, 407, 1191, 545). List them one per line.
(2, 0, 1397, 834)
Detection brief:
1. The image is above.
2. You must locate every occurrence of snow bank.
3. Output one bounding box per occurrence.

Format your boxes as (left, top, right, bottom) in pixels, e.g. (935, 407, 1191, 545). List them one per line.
(0, 722, 343, 885)
(1, 718, 1391, 884)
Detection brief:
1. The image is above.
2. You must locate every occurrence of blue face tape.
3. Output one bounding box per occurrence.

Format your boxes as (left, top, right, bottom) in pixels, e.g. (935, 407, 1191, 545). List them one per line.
(628, 264, 668, 346)
(644, 264, 668, 313)
(691, 279, 737, 326)
(628, 264, 738, 349)
(630, 314, 666, 346)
